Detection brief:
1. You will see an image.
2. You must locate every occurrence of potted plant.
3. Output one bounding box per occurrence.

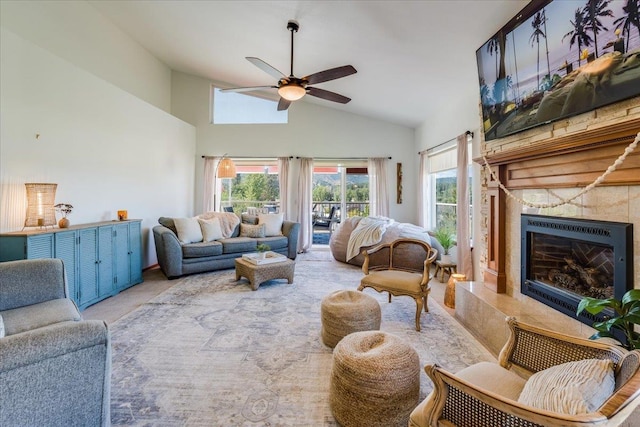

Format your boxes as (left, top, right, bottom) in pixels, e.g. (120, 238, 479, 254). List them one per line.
(54, 203, 73, 228)
(256, 243, 271, 259)
(433, 227, 455, 264)
(577, 289, 640, 350)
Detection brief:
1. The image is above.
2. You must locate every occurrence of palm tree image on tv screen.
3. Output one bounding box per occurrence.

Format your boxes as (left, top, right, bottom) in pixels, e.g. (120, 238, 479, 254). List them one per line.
(477, 0, 640, 141)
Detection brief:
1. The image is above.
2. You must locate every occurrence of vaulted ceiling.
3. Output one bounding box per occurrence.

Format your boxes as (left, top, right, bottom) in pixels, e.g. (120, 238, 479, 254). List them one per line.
(90, 0, 529, 128)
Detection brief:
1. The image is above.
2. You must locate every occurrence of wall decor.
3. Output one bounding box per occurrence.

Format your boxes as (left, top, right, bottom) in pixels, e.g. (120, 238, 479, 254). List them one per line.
(477, 0, 640, 142)
(396, 162, 402, 204)
(117, 210, 128, 221)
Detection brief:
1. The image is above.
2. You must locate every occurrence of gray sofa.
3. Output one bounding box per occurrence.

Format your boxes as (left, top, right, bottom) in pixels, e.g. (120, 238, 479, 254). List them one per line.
(0, 258, 111, 427)
(153, 214, 300, 279)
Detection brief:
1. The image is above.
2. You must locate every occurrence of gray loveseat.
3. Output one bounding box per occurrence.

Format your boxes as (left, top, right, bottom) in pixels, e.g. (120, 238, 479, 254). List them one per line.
(153, 214, 300, 279)
(0, 258, 111, 427)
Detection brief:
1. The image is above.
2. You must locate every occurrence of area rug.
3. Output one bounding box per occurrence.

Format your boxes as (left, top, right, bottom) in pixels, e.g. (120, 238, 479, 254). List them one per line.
(109, 255, 495, 426)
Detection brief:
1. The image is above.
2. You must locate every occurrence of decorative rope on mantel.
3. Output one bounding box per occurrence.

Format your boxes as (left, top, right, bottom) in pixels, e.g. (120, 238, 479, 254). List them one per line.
(481, 131, 640, 209)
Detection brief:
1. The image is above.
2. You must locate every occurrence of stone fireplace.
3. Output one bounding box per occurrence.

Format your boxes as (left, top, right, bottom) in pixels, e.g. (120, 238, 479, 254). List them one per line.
(521, 214, 633, 329)
(455, 96, 640, 356)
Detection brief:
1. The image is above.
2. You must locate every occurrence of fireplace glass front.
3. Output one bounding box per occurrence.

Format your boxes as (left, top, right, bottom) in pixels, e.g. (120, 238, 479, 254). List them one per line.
(521, 214, 633, 328)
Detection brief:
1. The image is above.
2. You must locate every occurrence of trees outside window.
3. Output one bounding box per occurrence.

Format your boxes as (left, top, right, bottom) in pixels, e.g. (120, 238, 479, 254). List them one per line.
(431, 166, 473, 236)
(312, 165, 369, 220)
(220, 162, 279, 212)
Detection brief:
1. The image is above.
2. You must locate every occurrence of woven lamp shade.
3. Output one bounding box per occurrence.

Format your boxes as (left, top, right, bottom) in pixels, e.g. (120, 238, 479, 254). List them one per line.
(217, 158, 237, 178)
(24, 183, 57, 227)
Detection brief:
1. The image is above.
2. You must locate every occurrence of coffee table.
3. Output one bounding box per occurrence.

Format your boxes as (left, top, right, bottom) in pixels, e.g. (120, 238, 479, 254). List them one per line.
(234, 257, 296, 291)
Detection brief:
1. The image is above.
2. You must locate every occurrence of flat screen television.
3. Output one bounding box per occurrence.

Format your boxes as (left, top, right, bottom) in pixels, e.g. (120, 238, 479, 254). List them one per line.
(476, 0, 640, 142)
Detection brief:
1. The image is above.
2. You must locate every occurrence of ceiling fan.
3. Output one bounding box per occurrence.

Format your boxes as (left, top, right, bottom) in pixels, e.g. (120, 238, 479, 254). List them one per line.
(220, 20, 357, 111)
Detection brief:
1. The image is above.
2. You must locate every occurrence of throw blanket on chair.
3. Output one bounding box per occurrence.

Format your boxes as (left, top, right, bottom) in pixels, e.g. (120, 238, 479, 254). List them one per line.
(198, 212, 240, 238)
(346, 216, 394, 261)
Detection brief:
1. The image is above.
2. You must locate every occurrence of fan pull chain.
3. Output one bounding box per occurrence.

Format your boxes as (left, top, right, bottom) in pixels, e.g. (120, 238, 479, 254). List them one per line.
(481, 132, 640, 209)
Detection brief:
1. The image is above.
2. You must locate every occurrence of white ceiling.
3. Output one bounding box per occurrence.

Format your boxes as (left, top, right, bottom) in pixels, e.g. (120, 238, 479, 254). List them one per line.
(90, 0, 529, 128)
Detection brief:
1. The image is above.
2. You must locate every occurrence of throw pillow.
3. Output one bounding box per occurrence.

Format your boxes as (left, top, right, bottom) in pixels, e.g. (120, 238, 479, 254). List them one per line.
(0, 314, 4, 338)
(517, 358, 615, 415)
(240, 223, 266, 238)
(158, 217, 177, 234)
(174, 217, 203, 244)
(258, 213, 284, 237)
(199, 218, 223, 242)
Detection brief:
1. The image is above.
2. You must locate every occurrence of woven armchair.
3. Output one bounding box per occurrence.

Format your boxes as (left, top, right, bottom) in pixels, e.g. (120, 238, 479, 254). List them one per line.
(410, 317, 640, 427)
(358, 238, 437, 331)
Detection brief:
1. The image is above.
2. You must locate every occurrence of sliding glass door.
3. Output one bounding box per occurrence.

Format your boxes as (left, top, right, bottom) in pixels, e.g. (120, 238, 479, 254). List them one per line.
(312, 161, 369, 231)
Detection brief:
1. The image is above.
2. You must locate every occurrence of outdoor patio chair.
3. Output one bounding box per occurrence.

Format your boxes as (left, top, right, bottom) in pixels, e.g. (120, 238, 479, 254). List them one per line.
(313, 206, 340, 234)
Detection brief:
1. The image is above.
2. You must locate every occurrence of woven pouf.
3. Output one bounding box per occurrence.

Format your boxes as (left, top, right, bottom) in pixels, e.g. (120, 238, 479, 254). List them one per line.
(321, 290, 381, 348)
(330, 331, 420, 427)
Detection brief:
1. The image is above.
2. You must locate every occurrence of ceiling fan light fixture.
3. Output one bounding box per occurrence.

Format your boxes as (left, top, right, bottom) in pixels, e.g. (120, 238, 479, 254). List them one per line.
(278, 84, 306, 101)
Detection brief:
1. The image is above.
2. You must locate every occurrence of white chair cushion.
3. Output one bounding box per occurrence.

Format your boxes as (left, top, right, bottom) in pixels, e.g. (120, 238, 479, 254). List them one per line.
(517, 358, 615, 415)
(409, 362, 526, 427)
(361, 270, 423, 294)
(456, 361, 527, 401)
(258, 213, 284, 237)
(174, 217, 203, 244)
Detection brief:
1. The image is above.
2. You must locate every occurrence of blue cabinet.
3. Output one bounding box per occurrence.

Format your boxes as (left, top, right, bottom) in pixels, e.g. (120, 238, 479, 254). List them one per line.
(0, 220, 143, 310)
(54, 230, 78, 304)
(97, 226, 114, 299)
(78, 228, 99, 307)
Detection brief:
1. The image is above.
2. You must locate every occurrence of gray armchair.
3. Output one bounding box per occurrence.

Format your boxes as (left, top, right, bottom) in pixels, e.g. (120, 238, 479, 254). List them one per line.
(0, 259, 111, 427)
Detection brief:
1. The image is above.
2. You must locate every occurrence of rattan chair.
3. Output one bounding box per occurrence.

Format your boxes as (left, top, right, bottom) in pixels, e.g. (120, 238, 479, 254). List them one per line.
(358, 238, 437, 331)
(410, 317, 640, 427)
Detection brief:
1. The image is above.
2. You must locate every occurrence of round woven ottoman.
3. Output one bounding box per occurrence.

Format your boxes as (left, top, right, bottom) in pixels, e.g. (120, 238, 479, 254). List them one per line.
(330, 331, 420, 427)
(321, 290, 381, 348)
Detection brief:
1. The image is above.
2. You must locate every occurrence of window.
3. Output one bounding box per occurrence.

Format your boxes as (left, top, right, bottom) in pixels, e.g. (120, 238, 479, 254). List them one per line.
(312, 160, 369, 223)
(220, 159, 280, 213)
(427, 143, 473, 234)
(211, 87, 287, 124)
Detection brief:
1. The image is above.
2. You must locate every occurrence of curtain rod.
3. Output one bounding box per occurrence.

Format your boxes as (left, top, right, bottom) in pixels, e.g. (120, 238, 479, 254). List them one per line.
(295, 156, 392, 160)
(418, 130, 474, 155)
(201, 155, 293, 159)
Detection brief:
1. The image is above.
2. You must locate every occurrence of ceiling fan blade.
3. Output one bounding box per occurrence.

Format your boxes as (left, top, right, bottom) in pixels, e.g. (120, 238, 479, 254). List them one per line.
(277, 98, 292, 111)
(246, 57, 286, 80)
(307, 87, 351, 104)
(303, 65, 357, 85)
(219, 85, 277, 93)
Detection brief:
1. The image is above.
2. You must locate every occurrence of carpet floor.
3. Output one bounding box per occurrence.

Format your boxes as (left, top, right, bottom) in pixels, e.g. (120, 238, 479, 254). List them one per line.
(109, 253, 494, 426)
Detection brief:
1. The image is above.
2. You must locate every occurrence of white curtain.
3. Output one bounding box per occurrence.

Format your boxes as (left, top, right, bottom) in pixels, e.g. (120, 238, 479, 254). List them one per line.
(297, 158, 313, 253)
(203, 156, 221, 213)
(277, 157, 290, 220)
(417, 152, 430, 228)
(368, 157, 389, 217)
(456, 134, 473, 280)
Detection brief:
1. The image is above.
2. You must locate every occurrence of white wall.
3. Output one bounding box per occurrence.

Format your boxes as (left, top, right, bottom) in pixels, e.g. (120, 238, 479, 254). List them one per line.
(0, 27, 196, 267)
(414, 80, 485, 280)
(0, 0, 171, 112)
(171, 71, 417, 224)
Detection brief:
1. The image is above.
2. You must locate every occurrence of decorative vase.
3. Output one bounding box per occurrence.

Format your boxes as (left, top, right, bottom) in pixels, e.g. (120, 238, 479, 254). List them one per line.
(444, 273, 466, 309)
(258, 252, 266, 259)
(440, 254, 452, 264)
(58, 217, 70, 229)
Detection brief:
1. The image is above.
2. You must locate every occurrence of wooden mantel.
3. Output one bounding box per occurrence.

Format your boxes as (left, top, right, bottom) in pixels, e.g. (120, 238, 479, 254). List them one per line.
(480, 117, 640, 189)
(477, 113, 639, 293)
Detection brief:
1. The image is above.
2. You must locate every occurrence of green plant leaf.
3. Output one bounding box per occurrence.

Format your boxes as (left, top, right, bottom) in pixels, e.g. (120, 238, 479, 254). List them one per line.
(578, 297, 618, 315)
(622, 289, 640, 306)
(624, 310, 640, 325)
(590, 330, 614, 340)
